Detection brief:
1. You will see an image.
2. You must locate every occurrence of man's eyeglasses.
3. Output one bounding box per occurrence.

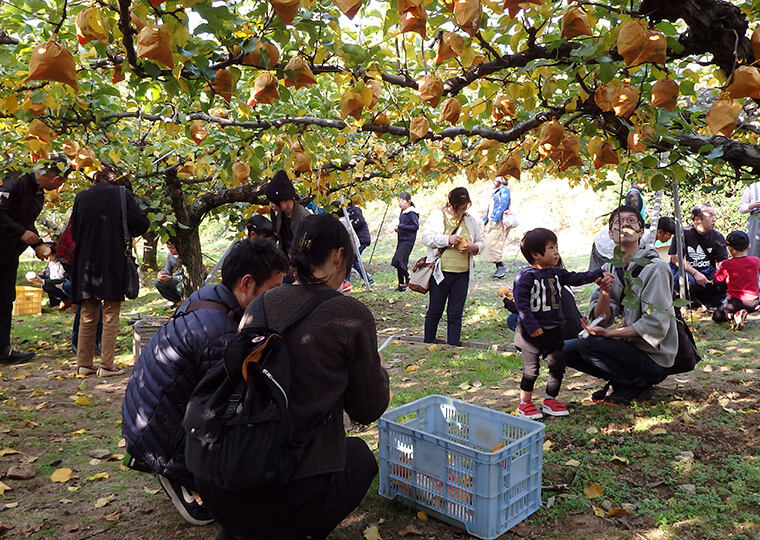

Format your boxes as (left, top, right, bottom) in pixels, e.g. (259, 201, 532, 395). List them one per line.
(612, 216, 640, 227)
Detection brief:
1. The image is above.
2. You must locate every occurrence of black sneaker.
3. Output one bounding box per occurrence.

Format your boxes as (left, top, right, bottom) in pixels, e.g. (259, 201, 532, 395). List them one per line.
(603, 385, 650, 406)
(591, 381, 611, 402)
(492, 267, 507, 279)
(0, 347, 35, 364)
(157, 475, 215, 526)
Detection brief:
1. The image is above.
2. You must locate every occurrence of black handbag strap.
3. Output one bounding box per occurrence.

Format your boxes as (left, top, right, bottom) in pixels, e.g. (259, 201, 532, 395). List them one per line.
(119, 186, 131, 257)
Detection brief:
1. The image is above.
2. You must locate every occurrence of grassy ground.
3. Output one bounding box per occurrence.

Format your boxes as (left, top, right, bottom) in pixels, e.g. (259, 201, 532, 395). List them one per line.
(2, 180, 758, 539)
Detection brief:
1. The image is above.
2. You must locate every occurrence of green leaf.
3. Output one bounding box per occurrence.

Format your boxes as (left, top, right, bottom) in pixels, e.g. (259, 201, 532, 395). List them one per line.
(599, 58, 617, 84)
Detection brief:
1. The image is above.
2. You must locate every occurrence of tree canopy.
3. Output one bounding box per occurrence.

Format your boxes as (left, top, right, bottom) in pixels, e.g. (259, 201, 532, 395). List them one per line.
(2, 0, 760, 285)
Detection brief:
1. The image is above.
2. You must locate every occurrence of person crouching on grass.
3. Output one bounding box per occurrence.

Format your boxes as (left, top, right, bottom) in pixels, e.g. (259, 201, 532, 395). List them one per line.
(513, 228, 613, 419)
(712, 230, 760, 330)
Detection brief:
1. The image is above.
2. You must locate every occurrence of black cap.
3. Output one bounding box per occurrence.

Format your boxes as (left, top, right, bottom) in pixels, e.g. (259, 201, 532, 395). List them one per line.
(726, 230, 750, 251)
(264, 170, 296, 202)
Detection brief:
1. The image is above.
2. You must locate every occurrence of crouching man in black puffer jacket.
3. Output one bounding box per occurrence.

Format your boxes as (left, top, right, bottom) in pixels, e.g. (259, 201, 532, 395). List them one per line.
(121, 240, 287, 526)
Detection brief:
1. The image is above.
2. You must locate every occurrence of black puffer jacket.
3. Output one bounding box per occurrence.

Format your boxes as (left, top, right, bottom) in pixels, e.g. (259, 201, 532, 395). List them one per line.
(122, 284, 242, 488)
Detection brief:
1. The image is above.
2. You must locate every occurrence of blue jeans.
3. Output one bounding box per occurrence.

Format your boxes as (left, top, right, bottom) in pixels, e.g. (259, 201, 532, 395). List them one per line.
(563, 337, 669, 388)
(424, 271, 469, 346)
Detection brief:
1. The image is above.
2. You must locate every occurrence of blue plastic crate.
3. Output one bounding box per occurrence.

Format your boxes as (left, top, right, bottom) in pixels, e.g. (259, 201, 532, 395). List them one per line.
(378, 395, 544, 540)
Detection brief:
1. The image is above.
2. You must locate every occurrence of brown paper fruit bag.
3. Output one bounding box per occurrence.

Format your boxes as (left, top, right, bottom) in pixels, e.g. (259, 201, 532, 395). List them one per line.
(706, 97, 742, 137)
(503, 0, 542, 18)
(725, 66, 760, 99)
(436, 32, 464, 64)
(409, 116, 429, 142)
(136, 25, 174, 69)
(634, 30, 667, 66)
(439, 97, 462, 125)
(539, 121, 564, 158)
(283, 56, 317, 89)
(340, 90, 364, 120)
(270, 0, 300, 25)
(454, 0, 481, 37)
(594, 83, 615, 112)
(558, 133, 583, 171)
(366, 79, 382, 109)
(76, 7, 109, 46)
(419, 75, 443, 108)
(400, 5, 427, 38)
(333, 0, 363, 19)
(240, 40, 280, 69)
(491, 94, 515, 121)
(25, 40, 78, 91)
(495, 153, 521, 180)
(592, 140, 620, 168)
(26, 119, 55, 145)
(190, 120, 208, 144)
(232, 160, 250, 183)
(752, 26, 760, 63)
(617, 19, 647, 67)
(627, 125, 654, 153)
(249, 72, 280, 105)
(210, 69, 234, 103)
(611, 84, 639, 117)
(651, 78, 679, 111)
(561, 7, 592, 39)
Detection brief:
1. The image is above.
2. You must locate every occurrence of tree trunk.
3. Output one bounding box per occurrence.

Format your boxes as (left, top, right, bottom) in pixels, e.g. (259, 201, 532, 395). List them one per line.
(141, 229, 159, 270)
(165, 170, 207, 291)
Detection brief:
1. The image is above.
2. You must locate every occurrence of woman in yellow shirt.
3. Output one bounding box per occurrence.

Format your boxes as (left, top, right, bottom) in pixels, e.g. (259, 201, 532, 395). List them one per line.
(421, 187, 484, 346)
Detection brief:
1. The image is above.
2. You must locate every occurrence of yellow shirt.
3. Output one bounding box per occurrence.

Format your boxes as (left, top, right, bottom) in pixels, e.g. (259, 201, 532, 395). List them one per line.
(440, 213, 470, 273)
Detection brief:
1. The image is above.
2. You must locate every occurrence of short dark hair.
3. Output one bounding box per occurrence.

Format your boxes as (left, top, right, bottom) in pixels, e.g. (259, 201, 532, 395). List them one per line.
(691, 204, 713, 221)
(657, 216, 676, 234)
(245, 215, 274, 239)
(520, 228, 557, 264)
(221, 239, 288, 290)
(447, 187, 471, 209)
(290, 213, 355, 286)
(608, 205, 645, 231)
(398, 191, 415, 206)
(726, 230, 750, 251)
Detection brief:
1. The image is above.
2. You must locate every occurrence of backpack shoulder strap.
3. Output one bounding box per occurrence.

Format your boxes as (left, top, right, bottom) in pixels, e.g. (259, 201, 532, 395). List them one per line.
(174, 299, 236, 320)
(276, 289, 340, 334)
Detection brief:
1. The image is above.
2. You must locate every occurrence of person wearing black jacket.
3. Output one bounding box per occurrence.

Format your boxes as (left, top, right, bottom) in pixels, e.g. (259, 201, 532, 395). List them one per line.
(71, 166, 149, 377)
(0, 158, 70, 362)
(391, 192, 419, 291)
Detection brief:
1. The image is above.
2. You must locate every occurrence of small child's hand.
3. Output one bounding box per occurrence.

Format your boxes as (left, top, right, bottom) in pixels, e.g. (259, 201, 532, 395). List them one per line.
(529, 328, 544, 338)
(596, 271, 615, 292)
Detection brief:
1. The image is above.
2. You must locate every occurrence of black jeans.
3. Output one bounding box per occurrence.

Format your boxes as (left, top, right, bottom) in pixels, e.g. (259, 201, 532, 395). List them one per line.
(563, 337, 669, 389)
(712, 296, 759, 322)
(0, 259, 19, 352)
(196, 438, 378, 540)
(424, 271, 469, 346)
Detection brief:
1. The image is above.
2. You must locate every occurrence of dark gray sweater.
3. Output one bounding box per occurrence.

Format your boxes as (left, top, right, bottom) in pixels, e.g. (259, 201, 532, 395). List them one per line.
(240, 284, 390, 479)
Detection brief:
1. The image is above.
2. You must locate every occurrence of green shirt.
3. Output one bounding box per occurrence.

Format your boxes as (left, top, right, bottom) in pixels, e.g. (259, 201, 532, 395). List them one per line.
(440, 213, 470, 273)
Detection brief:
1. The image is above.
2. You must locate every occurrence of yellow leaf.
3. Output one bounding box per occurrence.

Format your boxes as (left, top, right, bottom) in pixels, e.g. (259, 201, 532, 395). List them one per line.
(471, 98, 487, 117)
(681, 413, 694, 424)
(0, 480, 12, 494)
(610, 455, 629, 465)
(0, 448, 20, 456)
(586, 426, 598, 434)
(427, 344, 438, 352)
(417, 511, 428, 521)
(363, 524, 382, 540)
(14, 370, 30, 380)
(144, 486, 161, 495)
(105, 510, 122, 521)
(565, 459, 581, 467)
(592, 505, 607, 517)
(71, 428, 87, 435)
(87, 472, 110, 481)
(405, 366, 417, 372)
(74, 396, 91, 406)
(652, 427, 667, 435)
(51, 468, 73, 483)
(95, 495, 115, 508)
(68, 485, 82, 491)
(543, 440, 554, 452)
(3, 502, 18, 508)
(584, 483, 604, 499)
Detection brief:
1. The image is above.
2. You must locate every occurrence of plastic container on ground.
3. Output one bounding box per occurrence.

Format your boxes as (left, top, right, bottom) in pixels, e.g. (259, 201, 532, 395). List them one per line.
(13, 286, 43, 316)
(132, 318, 169, 359)
(378, 394, 544, 540)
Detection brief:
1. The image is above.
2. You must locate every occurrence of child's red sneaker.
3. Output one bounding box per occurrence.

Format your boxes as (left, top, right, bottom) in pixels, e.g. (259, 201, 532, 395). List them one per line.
(341, 281, 352, 293)
(542, 398, 569, 416)
(734, 309, 748, 330)
(517, 401, 543, 419)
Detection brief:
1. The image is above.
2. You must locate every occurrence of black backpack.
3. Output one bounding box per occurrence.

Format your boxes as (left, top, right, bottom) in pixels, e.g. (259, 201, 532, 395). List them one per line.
(182, 289, 338, 491)
(624, 264, 702, 375)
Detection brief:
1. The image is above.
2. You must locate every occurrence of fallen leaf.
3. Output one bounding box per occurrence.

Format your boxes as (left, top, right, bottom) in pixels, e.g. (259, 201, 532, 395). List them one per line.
(681, 413, 694, 424)
(144, 486, 160, 495)
(545, 495, 555, 509)
(458, 382, 471, 390)
(67, 485, 82, 491)
(0, 449, 20, 456)
(565, 459, 581, 467)
(50, 468, 73, 483)
(543, 440, 554, 452)
(592, 505, 606, 517)
(14, 370, 30, 380)
(610, 455, 629, 465)
(2, 502, 18, 508)
(586, 426, 598, 434)
(117, 439, 126, 448)
(363, 524, 382, 540)
(94, 495, 115, 508)
(652, 427, 667, 435)
(417, 511, 428, 521)
(87, 472, 109, 481)
(584, 483, 604, 499)
(74, 396, 91, 406)
(104, 511, 121, 522)
(34, 402, 48, 410)
(398, 524, 423, 536)
(405, 366, 417, 372)
(70, 429, 86, 435)
(0, 481, 12, 495)
(608, 507, 633, 517)
(62, 523, 79, 533)
(427, 344, 438, 352)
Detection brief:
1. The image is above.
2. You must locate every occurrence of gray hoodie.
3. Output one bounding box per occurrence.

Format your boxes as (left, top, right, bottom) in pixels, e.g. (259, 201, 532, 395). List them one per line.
(590, 245, 677, 369)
